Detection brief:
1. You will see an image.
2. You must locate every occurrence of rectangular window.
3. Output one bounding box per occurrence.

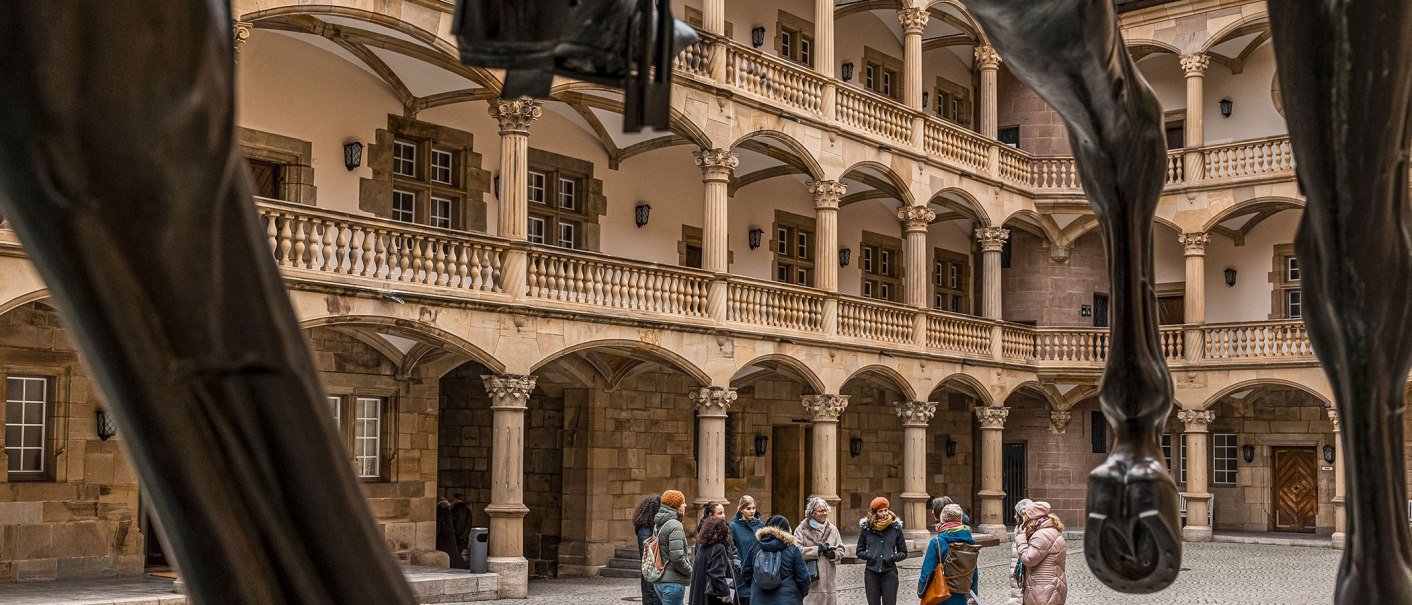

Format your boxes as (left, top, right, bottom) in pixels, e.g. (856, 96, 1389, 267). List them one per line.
(528, 171, 547, 205)
(1286, 290, 1302, 319)
(879, 283, 891, 301)
(1287, 257, 1300, 282)
(777, 227, 789, 255)
(527, 216, 547, 244)
(353, 396, 382, 479)
(777, 264, 790, 283)
(863, 281, 875, 298)
(5, 376, 49, 476)
(998, 127, 1021, 148)
(865, 64, 877, 89)
(882, 71, 893, 97)
(392, 190, 416, 223)
(800, 37, 812, 66)
(771, 213, 815, 287)
(796, 231, 809, 260)
(863, 247, 875, 272)
(1162, 433, 1172, 469)
(558, 221, 577, 249)
(880, 250, 892, 276)
(558, 178, 577, 210)
(430, 196, 454, 229)
(780, 30, 793, 57)
(392, 140, 417, 178)
(327, 395, 341, 429)
(1213, 433, 1238, 485)
(430, 149, 455, 185)
(1179, 434, 1188, 484)
(1091, 411, 1108, 454)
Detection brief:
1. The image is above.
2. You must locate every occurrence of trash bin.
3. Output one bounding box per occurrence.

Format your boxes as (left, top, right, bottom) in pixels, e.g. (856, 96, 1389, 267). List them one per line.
(468, 527, 489, 573)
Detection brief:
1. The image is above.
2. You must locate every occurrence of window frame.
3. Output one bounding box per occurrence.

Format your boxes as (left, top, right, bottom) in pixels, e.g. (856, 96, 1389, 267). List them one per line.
(861, 47, 903, 102)
(1213, 432, 1238, 486)
(775, 11, 815, 68)
(392, 189, 417, 223)
(326, 390, 394, 482)
(860, 231, 902, 303)
(387, 133, 467, 230)
(772, 211, 816, 287)
(1270, 243, 1302, 319)
(5, 375, 53, 480)
(932, 247, 971, 314)
(527, 163, 589, 250)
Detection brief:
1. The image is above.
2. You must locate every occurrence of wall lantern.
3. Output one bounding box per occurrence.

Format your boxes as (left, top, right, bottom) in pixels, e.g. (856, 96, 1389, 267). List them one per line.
(748, 227, 764, 250)
(1323, 444, 1336, 464)
(841, 62, 855, 82)
(1224, 267, 1238, 287)
(839, 247, 852, 267)
(1242, 444, 1256, 463)
(1219, 98, 1233, 118)
(634, 203, 651, 228)
(754, 434, 770, 457)
(944, 436, 957, 458)
(922, 91, 929, 108)
(342, 141, 364, 171)
(751, 26, 766, 48)
(849, 437, 863, 458)
(96, 408, 117, 441)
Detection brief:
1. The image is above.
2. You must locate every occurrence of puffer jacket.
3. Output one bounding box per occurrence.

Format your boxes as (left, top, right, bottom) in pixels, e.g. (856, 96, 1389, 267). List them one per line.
(1016, 525, 1067, 605)
(742, 526, 811, 605)
(653, 505, 693, 585)
(855, 515, 908, 574)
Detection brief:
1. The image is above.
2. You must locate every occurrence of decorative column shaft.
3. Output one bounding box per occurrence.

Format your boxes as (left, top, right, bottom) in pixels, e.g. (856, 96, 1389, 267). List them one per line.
(974, 45, 1002, 138)
(810, 180, 846, 292)
(1180, 53, 1210, 179)
(899, 8, 929, 110)
(975, 406, 1010, 536)
(803, 395, 849, 509)
(704, 0, 726, 35)
(481, 374, 537, 598)
(491, 99, 542, 301)
(895, 400, 937, 540)
(1179, 232, 1210, 361)
(1178, 409, 1215, 542)
(899, 206, 936, 308)
(1330, 409, 1346, 549)
(815, 0, 835, 78)
(695, 149, 738, 275)
(691, 387, 738, 506)
(976, 227, 1009, 320)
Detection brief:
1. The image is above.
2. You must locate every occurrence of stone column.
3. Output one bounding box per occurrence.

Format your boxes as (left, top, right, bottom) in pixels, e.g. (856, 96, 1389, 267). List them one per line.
(695, 149, 738, 275)
(895, 400, 938, 541)
(975, 406, 1010, 536)
(974, 45, 1002, 138)
(690, 387, 738, 506)
(481, 374, 537, 598)
(491, 99, 542, 300)
(1180, 53, 1210, 180)
(898, 8, 929, 110)
(899, 206, 937, 308)
(803, 394, 850, 509)
(704, 0, 725, 36)
(1178, 409, 1215, 542)
(1179, 232, 1209, 361)
(976, 227, 1009, 320)
(1329, 408, 1346, 549)
(810, 180, 847, 292)
(815, 0, 835, 78)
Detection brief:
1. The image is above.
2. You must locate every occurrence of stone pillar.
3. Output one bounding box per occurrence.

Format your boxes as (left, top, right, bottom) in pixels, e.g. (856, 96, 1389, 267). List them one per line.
(803, 394, 850, 509)
(815, 0, 835, 78)
(481, 374, 538, 598)
(1180, 53, 1210, 180)
(898, 8, 929, 110)
(975, 406, 1010, 536)
(1179, 232, 1209, 361)
(895, 400, 938, 541)
(691, 387, 738, 506)
(695, 149, 738, 275)
(1178, 409, 1215, 542)
(491, 99, 542, 300)
(974, 45, 1002, 138)
(899, 206, 937, 308)
(810, 180, 847, 292)
(704, 0, 725, 36)
(1329, 408, 1346, 549)
(976, 227, 1009, 320)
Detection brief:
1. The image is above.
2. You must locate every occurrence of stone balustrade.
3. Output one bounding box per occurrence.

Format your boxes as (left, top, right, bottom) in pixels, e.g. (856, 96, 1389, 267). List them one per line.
(1202, 320, 1312, 359)
(836, 85, 914, 144)
(1202, 135, 1296, 180)
(838, 297, 914, 344)
(526, 248, 713, 317)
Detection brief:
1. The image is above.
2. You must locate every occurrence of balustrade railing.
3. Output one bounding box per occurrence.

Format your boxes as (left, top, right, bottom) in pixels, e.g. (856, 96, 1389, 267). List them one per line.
(1031, 157, 1081, 190)
(1160, 326, 1185, 360)
(724, 44, 825, 116)
(836, 86, 914, 144)
(1001, 325, 1033, 360)
(1203, 136, 1295, 181)
(927, 313, 992, 355)
(997, 146, 1030, 186)
(673, 38, 713, 78)
(527, 248, 711, 316)
(1202, 320, 1312, 360)
(1165, 151, 1185, 185)
(1033, 328, 1108, 362)
(726, 279, 824, 332)
(924, 117, 990, 172)
(840, 299, 914, 343)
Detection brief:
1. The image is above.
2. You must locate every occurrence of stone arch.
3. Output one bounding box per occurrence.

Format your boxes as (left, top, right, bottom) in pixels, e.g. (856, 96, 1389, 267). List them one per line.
(728, 130, 826, 181)
(299, 315, 505, 375)
(0, 288, 50, 318)
(837, 161, 916, 206)
(922, 0, 987, 44)
(928, 371, 993, 407)
(1002, 380, 1061, 410)
(1000, 208, 1063, 247)
(551, 85, 712, 154)
(731, 354, 826, 395)
(839, 364, 917, 401)
(1201, 12, 1271, 54)
(1199, 378, 1331, 410)
(1200, 196, 1304, 233)
(927, 187, 991, 226)
(529, 339, 711, 387)
(1127, 39, 1183, 60)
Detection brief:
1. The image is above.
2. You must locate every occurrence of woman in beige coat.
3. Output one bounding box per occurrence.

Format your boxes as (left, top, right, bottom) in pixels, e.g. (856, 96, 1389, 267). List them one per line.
(1015, 501, 1068, 605)
(794, 497, 846, 605)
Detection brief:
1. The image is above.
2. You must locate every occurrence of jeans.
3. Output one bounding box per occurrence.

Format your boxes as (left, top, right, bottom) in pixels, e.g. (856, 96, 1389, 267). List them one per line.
(864, 569, 899, 605)
(655, 582, 686, 605)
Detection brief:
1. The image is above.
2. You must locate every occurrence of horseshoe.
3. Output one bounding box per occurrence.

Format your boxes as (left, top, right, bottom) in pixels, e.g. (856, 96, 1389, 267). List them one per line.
(1085, 455, 1182, 593)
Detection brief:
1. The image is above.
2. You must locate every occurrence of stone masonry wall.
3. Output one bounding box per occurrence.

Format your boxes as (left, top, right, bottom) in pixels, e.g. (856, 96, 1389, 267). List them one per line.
(837, 387, 907, 528)
(928, 393, 977, 520)
(996, 66, 1073, 157)
(1000, 394, 1107, 528)
(1002, 231, 1109, 327)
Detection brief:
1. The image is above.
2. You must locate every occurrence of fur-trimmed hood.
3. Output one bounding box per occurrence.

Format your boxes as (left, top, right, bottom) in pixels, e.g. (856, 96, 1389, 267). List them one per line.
(859, 515, 904, 531)
(754, 525, 797, 551)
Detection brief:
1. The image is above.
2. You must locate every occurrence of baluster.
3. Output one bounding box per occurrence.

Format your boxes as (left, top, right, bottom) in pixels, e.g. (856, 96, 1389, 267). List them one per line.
(276, 215, 293, 266)
(264, 211, 279, 258)
(433, 241, 447, 286)
(292, 216, 308, 269)
(317, 220, 334, 271)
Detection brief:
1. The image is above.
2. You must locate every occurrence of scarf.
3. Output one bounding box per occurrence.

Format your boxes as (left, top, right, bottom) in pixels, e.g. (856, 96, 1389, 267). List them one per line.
(936, 521, 970, 533)
(808, 518, 825, 530)
(870, 511, 895, 532)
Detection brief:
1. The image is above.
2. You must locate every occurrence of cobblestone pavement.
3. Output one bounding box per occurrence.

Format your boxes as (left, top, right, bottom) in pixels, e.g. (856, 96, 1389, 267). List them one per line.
(508, 542, 1341, 605)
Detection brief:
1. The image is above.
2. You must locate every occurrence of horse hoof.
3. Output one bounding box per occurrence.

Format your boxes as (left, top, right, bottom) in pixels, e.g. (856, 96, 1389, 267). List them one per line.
(1085, 464, 1183, 594)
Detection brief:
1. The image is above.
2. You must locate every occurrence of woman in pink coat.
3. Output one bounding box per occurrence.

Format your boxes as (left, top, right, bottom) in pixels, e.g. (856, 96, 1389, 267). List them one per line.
(1014, 501, 1068, 605)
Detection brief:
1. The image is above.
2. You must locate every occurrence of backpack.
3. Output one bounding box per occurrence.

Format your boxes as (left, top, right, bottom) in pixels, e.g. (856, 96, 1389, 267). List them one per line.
(641, 530, 666, 582)
(941, 542, 981, 594)
(752, 548, 785, 590)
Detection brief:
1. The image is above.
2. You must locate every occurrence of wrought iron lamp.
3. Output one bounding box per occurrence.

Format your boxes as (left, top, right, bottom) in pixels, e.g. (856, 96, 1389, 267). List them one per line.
(1224, 267, 1237, 286)
(922, 91, 928, 108)
(1242, 444, 1256, 463)
(748, 227, 763, 250)
(841, 62, 854, 82)
(1219, 98, 1233, 118)
(839, 247, 851, 267)
(342, 141, 363, 171)
(849, 437, 863, 458)
(751, 26, 765, 48)
(634, 203, 651, 228)
(944, 436, 957, 458)
(1324, 444, 1336, 463)
(96, 408, 117, 441)
(754, 434, 769, 457)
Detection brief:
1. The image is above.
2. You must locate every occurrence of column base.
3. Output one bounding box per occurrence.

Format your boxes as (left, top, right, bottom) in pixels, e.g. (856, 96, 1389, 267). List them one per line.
(488, 556, 529, 599)
(1331, 532, 1346, 550)
(976, 524, 1009, 540)
(903, 528, 932, 543)
(1181, 525, 1213, 542)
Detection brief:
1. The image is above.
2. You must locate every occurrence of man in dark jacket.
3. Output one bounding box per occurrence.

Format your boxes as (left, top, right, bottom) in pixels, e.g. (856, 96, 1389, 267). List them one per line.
(449, 493, 472, 568)
(856, 497, 908, 605)
(742, 515, 810, 605)
(652, 490, 693, 605)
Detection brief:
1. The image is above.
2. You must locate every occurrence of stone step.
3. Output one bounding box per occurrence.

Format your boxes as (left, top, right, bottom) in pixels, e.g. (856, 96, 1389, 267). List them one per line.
(605, 557, 641, 570)
(598, 567, 643, 579)
(613, 547, 639, 560)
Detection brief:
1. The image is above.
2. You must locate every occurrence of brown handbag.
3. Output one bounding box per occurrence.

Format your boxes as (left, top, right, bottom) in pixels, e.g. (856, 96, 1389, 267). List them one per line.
(920, 538, 951, 605)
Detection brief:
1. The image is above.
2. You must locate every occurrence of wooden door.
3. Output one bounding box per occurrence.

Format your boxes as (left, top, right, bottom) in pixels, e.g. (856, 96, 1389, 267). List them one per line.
(771, 425, 805, 523)
(1272, 447, 1318, 533)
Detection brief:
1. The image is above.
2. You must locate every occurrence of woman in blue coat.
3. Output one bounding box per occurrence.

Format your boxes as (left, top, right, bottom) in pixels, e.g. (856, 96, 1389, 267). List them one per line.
(917, 504, 979, 605)
(731, 496, 765, 605)
(742, 515, 811, 605)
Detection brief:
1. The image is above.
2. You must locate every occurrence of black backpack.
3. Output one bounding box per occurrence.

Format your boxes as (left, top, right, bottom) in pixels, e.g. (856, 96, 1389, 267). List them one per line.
(753, 548, 785, 590)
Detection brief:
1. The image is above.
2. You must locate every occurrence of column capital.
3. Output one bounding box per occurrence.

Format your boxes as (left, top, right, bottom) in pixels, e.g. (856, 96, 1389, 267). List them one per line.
(802, 394, 850, 422)
(974, 45, 1002, 70)
(1178, 409, 1216, 432)
(897, 206, 936, 232)
(976, 406, 1009, 429)
(1327, 408, 1340, 431)
(234, 21, 253, 58)
(894, 400, 937, 426)
(694, 148, 739, 182)
(1179, 52, 1210, 77)
(1178, 231, 1210, 255)
(808, 180, 847, 209)
(975, 226, 1010, 252)
(897, 8, 930, 34)
(489, 97, 543, 135)
(1049, 410, 1072, 433)
(481, 374, 537, 409)
(690, 386, 738, 417)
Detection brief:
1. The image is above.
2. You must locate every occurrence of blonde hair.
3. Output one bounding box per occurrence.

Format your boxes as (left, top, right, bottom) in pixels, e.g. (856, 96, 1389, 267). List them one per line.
(941, 503, 965, 523)
(737, 495, 757, 513)
(1022, 513, 1065, 536)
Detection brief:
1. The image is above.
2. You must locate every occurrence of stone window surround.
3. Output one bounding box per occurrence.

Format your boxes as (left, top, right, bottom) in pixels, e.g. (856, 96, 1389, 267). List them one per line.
(677, 225, 733, 269)
(1269, 243, 1300, 319)
(772, 210, 816, 286)
(361, 114, 490, 233)
(527, 147, 606, 252)
(932, 75, 973, 128)
(860, 230, 903, 302)
(0, 367, 71, 483)
(325, 386, 399, 483)
(932, 246, 971, 314)
(1155, 280, 1184, 325)
(239, 126, 316, 206)
(775, 10, 816, 68)
(862, 46, 904, 101)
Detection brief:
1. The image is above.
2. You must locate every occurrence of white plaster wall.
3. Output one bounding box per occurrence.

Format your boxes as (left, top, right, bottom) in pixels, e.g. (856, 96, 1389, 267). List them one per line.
(837, 199, 909, 298)
(1204, 210, 1300, 323)
(1202, 44, 1286, 143)
(921, 46, 977, 118)
(835, 12, 905, 94)
(1135, 55, 1187, 118)
(1154, 225, 1186, 286)
(726, 0, 820, 52)
(729, 177, 817, 281)
(599, 146, 708, 267)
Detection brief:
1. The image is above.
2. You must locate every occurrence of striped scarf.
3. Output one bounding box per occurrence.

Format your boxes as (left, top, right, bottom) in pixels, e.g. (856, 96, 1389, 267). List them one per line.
(936, 521, 970, 533)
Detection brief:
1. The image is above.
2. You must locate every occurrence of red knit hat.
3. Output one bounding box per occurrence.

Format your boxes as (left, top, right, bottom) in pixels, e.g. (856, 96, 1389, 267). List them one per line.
(870, 497, 890, 511)
(661, 490, 685, 509)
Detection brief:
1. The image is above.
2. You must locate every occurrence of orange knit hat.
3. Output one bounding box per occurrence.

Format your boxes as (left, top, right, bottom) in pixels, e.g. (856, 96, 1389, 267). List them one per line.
(870, 497, 891, 511)
(661, 490, 685, 509)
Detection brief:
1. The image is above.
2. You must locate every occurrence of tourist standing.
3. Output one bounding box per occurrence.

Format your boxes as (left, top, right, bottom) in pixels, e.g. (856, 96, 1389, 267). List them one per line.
(795, 497, 845, 605)
(1015, 501, 1068, 605)
(929, 496, 971, 527)
(449, 493, 472, 568)
(732, 496, 765, 605)
(743, 515, 811, 604)
(855, 497, 907, 605)
(653, 490, 693, 605)
(1006, 499, 1033, 605)
(633, 495, 663, 605)
(434, 498, 467, 569)
(690, 516, 738, 605)
(916, 504, 978, 605)
(699, 501, 741, 570)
